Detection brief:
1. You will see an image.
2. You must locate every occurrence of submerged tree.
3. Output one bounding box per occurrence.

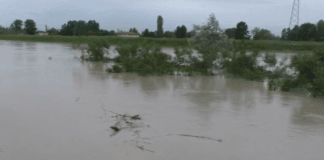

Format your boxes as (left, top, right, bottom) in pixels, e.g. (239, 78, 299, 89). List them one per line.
(189, 13, 233, 74)
(156, 15, 163, 38)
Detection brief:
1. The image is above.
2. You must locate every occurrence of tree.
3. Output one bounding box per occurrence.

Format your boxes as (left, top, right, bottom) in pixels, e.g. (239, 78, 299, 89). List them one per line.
(142, 29, 150, 37)
(175, 26, 181, 38)
(12, 19, 23, 31)
(73, 20, 88, 36)
(251, 27, 260, 38)
(45, 25, 48, 32)
(24, 19, 37, 35)
(190, 13, 233, 74)
(129, 27, 138, 33)
(156, 15, 163, 38)
(316, 20, 324, 42)
(281, 28, 289, 40)
(48, 28, 58, 35)
(164, 31, 175, 38)
(287, 25, 299, 41)
(224, 28, 236, 39)
(298, 23, 317, 41)
(87, 20, 99, 33)
(60, 20, 77, 36)
(180, 25, 187, 38)
(186, 30, 195, 38)
(235, 21, 249, 40)
(251, 27, 276, 40)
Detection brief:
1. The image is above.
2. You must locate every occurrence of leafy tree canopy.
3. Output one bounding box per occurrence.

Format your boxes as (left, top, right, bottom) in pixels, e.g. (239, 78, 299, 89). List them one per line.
(224, 28, 236, 39)
(24, 19, 37, 35)
(235, 21, 250, 40)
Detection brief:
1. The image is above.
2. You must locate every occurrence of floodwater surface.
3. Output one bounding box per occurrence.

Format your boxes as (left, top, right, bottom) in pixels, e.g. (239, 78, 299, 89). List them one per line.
(0, 40, 324, 160)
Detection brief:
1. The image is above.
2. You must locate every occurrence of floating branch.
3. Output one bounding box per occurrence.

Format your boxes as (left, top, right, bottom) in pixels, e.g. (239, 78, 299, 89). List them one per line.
(177, 134, 222, 142)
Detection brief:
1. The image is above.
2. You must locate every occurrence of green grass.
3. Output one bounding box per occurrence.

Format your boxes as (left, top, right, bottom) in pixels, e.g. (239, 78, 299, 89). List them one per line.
(1, 35, 324, 52)
(233, 40, 324, 52)
(0, 35, 191, 48)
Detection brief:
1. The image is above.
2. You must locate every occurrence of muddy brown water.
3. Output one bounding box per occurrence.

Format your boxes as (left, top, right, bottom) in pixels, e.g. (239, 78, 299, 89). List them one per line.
(1, 40, 324, 160)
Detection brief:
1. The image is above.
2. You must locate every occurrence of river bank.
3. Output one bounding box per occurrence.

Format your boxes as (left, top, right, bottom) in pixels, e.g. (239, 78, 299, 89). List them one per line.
(0, 35, 322, 53)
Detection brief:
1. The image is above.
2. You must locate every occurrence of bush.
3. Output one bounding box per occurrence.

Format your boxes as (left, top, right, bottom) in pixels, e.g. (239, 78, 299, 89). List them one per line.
(86, 40, 110, 61)
(107, 64, 123, 73)
(113, 44, 174, 76)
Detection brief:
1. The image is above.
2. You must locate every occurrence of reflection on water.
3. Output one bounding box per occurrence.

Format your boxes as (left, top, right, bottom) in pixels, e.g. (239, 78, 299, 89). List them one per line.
(0, 40, 324, 160)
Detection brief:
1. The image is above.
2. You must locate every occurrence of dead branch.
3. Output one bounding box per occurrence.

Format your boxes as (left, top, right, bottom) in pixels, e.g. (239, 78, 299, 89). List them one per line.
(177, 134, 222, 142)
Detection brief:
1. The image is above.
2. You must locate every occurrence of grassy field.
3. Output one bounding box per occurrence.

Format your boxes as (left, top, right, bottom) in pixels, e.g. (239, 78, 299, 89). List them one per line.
(0, 35, 323, 52)
(0, 35, 190, 48)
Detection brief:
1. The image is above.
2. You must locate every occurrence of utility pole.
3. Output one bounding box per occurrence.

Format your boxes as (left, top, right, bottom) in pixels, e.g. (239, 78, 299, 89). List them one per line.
(289, 0, 300, 30)
(288, 0, 300, 41)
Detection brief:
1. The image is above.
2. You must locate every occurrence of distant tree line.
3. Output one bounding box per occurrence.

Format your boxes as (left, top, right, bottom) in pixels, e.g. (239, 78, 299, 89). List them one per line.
(224, 21, 251, 40)
(0, 19, 37, 35)
(281, 20, 324, 42)
(141, 16, 194, 38)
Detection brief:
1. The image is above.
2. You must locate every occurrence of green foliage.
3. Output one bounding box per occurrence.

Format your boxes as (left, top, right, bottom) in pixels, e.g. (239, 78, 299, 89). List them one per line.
(77, 40, 110, 61)
(252, 27, 278, 40)
(281, 49, 324, 96)
(129, 28, 138, 34)
(280, 79, 298, 92)
(156, 15, 164, 38)
(12, 19, 23, 31)
(87, 20, 100, 33)
(48, 28, 58, 35)
(263, 52, 277, 67)
(99, 30, 115, 36)
(316, 20, 324, 42)
(175, 25, 187, 38)
(164, 31, 175, 38)
(281, 28, 288, 40)
(24, 19, 37, 35)
(142, 29, 155, 38)
(107, 64, 123, 73)
(113, 44, 174, 76)
(235, 21, 249, 40)
(190, 13, 233, 74)
(222, 49, 266, 80)
(59, 20, 99, 36)
(287, 25, 299, 41)
(298, 23, 317, 41)
(224, 28, 236, 39)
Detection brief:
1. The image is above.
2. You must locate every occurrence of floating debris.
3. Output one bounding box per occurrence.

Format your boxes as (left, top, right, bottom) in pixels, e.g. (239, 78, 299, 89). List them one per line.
(110, 126, 120, 132)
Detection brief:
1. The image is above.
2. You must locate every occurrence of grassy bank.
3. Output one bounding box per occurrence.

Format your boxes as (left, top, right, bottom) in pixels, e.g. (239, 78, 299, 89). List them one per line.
(0, 35, 324, 52)
(0, 35, 190, 48)
(234, 40, 324, 52)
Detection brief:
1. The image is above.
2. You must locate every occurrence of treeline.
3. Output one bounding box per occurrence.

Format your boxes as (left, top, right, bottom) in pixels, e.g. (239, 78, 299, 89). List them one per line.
(59, 20, 115, 36)
(224, 20, 324, 42)
(281, 20, 324, 42)
(140, 15, 194, 38)
(224, 21, 280, 40)
(0, 19, 37, 35)
(141, 24, 194, 38)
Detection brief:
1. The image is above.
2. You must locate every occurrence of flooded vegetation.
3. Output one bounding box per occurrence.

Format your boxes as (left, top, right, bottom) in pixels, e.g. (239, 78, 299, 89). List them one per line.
(1, 40, 324, 160)
(1, 13, 324, 160)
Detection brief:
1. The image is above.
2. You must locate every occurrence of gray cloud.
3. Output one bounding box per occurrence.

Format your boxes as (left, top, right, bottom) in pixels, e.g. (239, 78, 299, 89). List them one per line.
(0, 0, 323, 35)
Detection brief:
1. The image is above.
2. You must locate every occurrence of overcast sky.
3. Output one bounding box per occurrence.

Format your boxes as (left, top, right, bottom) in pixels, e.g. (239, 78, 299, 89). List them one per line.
(0, 0, 323, 36)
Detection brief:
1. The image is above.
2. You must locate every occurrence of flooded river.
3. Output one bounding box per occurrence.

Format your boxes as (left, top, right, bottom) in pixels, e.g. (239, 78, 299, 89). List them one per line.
(0, 40, 324, 160)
